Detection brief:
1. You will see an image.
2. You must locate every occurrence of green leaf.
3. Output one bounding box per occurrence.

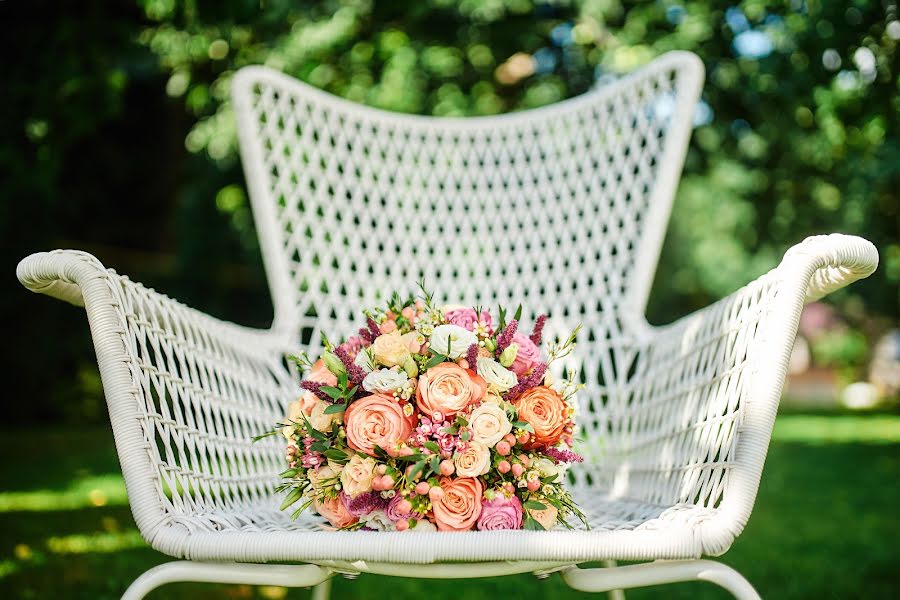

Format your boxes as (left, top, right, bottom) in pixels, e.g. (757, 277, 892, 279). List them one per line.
(512, 421, 534, 432)
(523, 515, 546, 530)
(423, 441, 441, 454)
(323, 403, 346, 414)
(513, 303, 523, 321)
(429, 455, 441, 474)
(309, 441, 329, 453)
(407, 460, 427, 480)
(324, 448, 349, 462)
(423, 353, 446, 370)
(319, 386, 344, 400)
(524, 500, 548, 511)
(280, 487, 304, 511)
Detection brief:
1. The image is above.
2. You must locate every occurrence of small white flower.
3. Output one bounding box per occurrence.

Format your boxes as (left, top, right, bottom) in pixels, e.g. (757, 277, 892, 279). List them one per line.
(354, 348, 375, 373)
(408, 519, 437, 532)
(476, 357, 518, 392)
(360, 509, 396, 531)
(429, 324, 477, 359)
(362, 368, 409, 394)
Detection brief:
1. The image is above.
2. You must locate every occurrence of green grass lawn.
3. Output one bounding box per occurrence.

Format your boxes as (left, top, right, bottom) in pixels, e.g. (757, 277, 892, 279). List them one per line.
(1, 414, 898, 599)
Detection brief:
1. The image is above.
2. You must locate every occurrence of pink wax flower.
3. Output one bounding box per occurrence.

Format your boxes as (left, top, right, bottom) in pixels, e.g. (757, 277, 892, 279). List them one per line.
(509, 332, 541, 377)
(476, 494, 523, 531)
(444, 307, 492, 333)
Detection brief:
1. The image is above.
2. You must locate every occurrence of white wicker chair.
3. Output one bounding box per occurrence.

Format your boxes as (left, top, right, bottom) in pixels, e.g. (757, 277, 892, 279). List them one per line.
(17, 51, 877, 599)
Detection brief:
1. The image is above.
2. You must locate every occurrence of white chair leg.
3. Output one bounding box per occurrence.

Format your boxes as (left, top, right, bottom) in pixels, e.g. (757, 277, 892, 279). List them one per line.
(602, 560, 626, 600)
(120, 561, 333, 600)
(561, 560, 761, 600)
(311, 577, 332, 600)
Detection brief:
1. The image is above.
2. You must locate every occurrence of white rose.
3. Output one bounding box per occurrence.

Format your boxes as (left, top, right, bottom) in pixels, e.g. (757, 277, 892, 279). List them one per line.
(468, 402, 512, 447)
(408, 519, 437, 532)
(429, 324, 478, 359)
(453, 441, 491, 477)
(354, 349, 375, 373)
(340, 454, 376, 497)
(476, 357, 518, 392)
(362, 368, 409, 394)
(533, 457, 563, 483)
(359, 509, 396, 531)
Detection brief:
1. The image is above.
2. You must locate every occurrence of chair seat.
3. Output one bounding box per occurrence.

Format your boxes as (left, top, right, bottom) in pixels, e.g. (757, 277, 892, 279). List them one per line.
(158, 492, 716, 565)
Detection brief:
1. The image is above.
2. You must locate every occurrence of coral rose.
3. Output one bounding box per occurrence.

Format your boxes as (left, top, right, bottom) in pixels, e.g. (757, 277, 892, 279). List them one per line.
(477, 494, 523, 530)
(344, 394, 416, 456)
(432, 477, 483, 531)
(514, 386, 568, 449)
(308, 359, 338, 386)
(416, 362, 486, 419)
(509, 332, 541, 376)
(315, 495, 358, 528)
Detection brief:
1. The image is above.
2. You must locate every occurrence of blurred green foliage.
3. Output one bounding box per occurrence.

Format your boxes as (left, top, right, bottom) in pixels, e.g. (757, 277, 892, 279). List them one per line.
(1, 0, 897, 423)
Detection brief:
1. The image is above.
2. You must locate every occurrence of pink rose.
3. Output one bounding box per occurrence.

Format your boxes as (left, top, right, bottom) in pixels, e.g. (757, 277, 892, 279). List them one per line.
(308, 359, 338, 386)
(432, 477, 483, 531)
(315, 495, 358, 528)
(477, 494, 523, 530)
(509, 332, 541, 377)
(344, 394, 416, 456)
(444, 307, 492, 332)
(385, 494, 416, 521)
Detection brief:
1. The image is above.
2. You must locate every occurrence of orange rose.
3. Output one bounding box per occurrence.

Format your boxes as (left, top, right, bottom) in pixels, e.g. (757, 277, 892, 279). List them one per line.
(416, 362, 487, 419)
(344, 394, 416, 456)
(432, 477, 483, 531)
(514, 386, 568, 449)
(308, 359, 338, 387)
(315, 495, 357, 528)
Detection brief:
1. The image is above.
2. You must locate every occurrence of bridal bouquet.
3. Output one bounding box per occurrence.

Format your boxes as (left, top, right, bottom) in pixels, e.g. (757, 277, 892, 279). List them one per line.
(263, 287, 586, 532)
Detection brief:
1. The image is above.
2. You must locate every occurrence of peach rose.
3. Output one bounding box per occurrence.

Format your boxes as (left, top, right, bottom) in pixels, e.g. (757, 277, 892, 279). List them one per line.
(344, 394, 416, 456)
(514, 386, 568, 449)
(308, 359, 338, 386)
(372, 331, 420, 367)
(283, 391, 338, 436)
(432, 477, 483, 531)
(527, 502, 558, 530)
(468, 402, 513, 447)
(315, 495, 358, 528)
(416, 362, 487, 419)
(453, 441, 491, 477)
(339, 454, 377, 497)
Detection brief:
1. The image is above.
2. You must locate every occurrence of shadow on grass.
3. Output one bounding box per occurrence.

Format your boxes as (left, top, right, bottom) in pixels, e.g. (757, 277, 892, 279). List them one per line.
(1, 419, 898, 599)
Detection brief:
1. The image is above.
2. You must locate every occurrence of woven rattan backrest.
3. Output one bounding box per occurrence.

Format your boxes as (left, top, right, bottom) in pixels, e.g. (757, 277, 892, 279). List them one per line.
(232, 52, 717, 508)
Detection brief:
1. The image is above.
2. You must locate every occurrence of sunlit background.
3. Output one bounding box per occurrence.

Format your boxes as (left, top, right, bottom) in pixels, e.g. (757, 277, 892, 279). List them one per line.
(1, 1, 898, 598)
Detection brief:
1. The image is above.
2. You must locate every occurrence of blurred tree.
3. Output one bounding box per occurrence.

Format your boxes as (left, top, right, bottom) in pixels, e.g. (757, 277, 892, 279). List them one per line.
(1, 0, 897, 423)
(134, 0, 898, 321)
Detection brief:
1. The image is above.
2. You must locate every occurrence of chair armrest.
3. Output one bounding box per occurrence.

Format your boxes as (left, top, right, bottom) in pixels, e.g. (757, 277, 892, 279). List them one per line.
(17, 250, 298, 555)
(632, 234, 877, 555)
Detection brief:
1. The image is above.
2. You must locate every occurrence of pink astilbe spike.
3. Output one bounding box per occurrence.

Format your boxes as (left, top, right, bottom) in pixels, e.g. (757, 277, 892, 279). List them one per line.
(300, 380, 333, 403)
(495, 319, 518, 355)
(466, 343, 479, 374)
(530, 314, 547, 346)
(334, 345, 366, 386)
(544, 447, 584, 464)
